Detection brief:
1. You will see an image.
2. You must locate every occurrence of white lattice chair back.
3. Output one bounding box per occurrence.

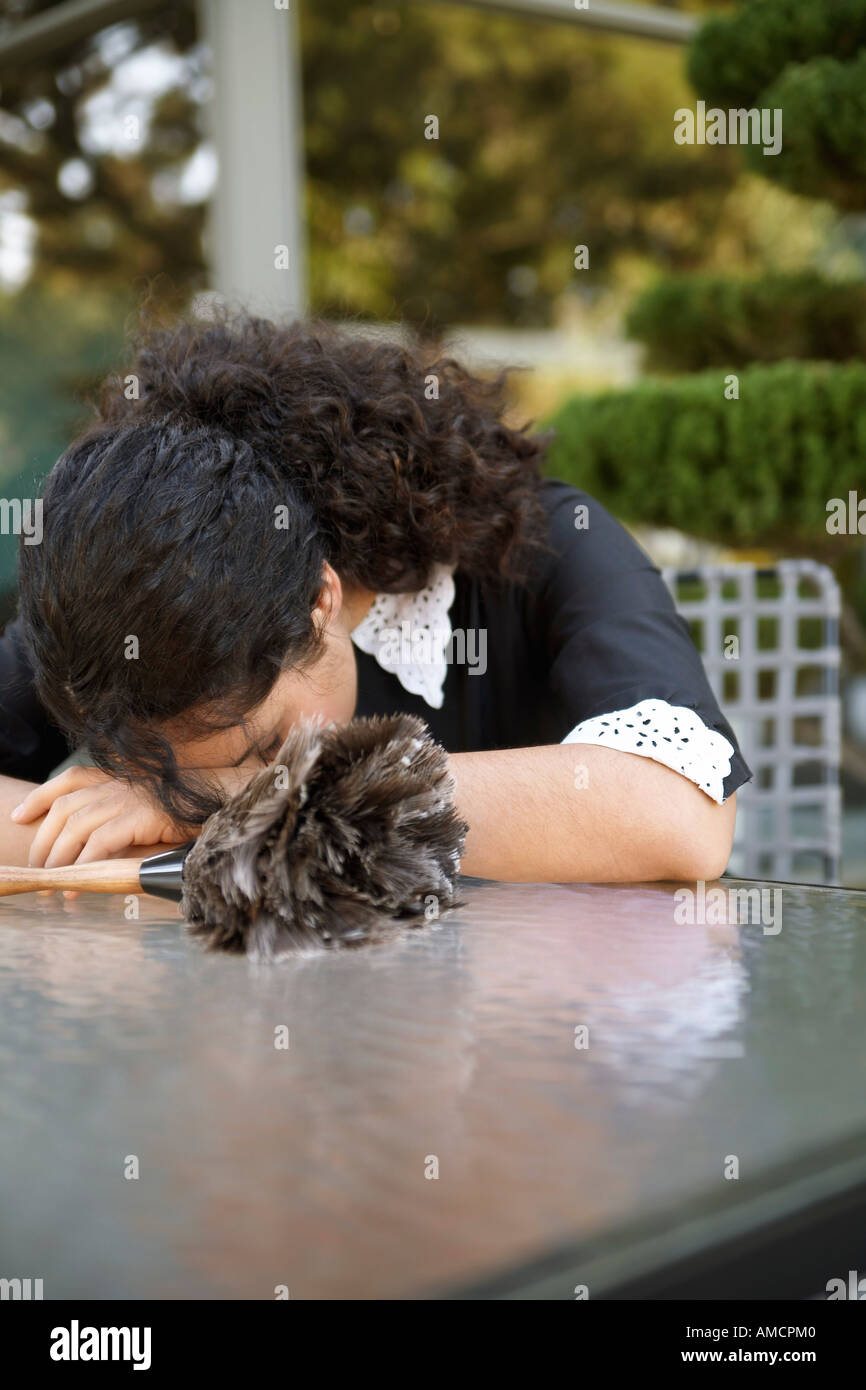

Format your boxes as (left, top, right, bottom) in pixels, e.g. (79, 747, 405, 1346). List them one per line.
(662, 560, 841, 883)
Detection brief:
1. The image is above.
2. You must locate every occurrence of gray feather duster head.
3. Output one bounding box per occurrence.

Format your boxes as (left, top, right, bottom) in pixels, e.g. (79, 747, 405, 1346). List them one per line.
(181, 714, 467, 960)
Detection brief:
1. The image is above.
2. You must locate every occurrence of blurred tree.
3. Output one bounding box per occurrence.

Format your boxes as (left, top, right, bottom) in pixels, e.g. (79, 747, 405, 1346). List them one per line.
(689, 0, 866, 209)
(555, 0, 866, 686)
(688, 0, 866, 109)
(0, 0, 205, 292)
(747, 50, 866, 210)
(301, 0, 745, 329)
(0, 0, 748, 329)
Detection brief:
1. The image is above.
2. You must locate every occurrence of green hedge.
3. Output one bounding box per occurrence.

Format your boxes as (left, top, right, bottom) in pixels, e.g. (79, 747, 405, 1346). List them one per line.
(743, 51, 866, 208)
(687, 0, 866, 109)
(544, 361, 866, 550)
(626, 272, 866, 372)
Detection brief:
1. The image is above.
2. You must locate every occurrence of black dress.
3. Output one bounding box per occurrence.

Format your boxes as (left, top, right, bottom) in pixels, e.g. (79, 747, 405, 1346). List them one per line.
(353, 480, 751, 802)
(0, 480, 751, 801)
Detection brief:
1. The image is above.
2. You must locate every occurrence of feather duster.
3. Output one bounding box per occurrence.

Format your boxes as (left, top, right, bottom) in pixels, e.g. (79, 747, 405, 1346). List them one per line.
(180, 713, 467, 960)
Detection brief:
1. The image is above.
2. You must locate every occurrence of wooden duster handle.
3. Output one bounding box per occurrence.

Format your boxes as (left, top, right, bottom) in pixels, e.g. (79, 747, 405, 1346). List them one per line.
(0, 858, 145, 897)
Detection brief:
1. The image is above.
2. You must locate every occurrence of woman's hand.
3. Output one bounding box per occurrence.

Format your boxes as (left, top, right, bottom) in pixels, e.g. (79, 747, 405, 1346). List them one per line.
(11, 767, 194, 870)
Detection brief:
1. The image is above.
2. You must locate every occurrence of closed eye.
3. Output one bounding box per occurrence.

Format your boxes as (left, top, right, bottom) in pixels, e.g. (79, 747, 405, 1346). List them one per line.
(258, 736, 283, 764)
(230, 732, 283, 768)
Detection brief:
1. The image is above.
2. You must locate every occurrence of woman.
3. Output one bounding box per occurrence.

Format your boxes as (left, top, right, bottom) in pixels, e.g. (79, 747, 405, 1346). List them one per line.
(0, 311, 750, 880)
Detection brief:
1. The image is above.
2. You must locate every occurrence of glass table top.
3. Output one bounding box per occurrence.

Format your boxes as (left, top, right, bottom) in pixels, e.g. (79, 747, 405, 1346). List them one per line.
(0, 876, 864, 1299)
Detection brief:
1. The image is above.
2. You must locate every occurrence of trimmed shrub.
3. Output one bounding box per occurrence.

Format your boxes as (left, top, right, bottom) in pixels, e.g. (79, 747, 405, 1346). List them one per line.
(626, 272, 866, 372)
(744, 51, 866, 209)
(687, 0, 866, 109)
(544, 361, 866, 550)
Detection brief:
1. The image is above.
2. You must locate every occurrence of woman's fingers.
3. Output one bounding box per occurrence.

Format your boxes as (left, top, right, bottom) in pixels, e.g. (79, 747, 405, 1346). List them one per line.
(14, 768, 188, 894)
(27, 788, 103, 866)
(11, 766, 110, 824)
(71, 814, 145, 867)
(42, 812, 124, 870)
(34, 791, 119, 869)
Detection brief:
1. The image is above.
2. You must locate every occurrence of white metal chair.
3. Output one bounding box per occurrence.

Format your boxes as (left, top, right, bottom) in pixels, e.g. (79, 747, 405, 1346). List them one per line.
(663, 560, 842, 884)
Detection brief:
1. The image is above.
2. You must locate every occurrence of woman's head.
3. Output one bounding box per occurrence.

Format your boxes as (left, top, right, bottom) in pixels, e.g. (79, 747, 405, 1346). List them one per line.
(18, 309, 548, 822)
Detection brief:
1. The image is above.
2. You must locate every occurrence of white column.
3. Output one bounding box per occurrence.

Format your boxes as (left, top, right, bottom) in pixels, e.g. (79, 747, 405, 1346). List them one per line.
(199, 0, 307, 317)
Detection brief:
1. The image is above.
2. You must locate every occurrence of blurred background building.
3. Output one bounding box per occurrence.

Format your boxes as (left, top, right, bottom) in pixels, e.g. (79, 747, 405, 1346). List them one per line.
(0, 0, 864, 882)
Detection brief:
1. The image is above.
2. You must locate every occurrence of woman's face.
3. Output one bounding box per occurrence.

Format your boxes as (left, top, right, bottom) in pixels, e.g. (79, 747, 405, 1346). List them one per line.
(165, 563, 370, 774)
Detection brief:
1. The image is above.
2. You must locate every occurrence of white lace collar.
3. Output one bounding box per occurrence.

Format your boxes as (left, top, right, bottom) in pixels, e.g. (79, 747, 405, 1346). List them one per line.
(350, 563, 456, 709)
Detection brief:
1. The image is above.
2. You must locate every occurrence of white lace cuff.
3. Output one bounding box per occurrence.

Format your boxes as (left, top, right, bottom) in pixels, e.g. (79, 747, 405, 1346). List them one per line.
(562, 698, 736, 804)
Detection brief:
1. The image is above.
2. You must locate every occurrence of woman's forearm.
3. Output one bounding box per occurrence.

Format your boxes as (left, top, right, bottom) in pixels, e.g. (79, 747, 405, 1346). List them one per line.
(0, 775, 41, 865)
(3, 746, 737, 886)
(448, 744, 737, 883)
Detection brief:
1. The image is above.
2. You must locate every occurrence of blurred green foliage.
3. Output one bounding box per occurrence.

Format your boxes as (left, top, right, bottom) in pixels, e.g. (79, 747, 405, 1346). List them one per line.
(0, 285, 127, 607)
(746, 51, 866, 209)
(300, 0, 738, 328)
(687, 0, 866, 108)
(0, 1, 745, 329)
(626, 271, 866, 370)
(688, 0, 866, 208)
(544, 361, 866, 553)
(550, 0, 866, 629)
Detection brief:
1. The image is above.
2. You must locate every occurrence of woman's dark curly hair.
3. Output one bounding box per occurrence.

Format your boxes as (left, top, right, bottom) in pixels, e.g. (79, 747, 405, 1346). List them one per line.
(18, 309, 550, 824)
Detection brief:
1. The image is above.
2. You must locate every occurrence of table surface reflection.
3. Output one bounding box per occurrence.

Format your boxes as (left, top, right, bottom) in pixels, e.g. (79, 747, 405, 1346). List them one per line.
(0, 876, 864, 1299)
